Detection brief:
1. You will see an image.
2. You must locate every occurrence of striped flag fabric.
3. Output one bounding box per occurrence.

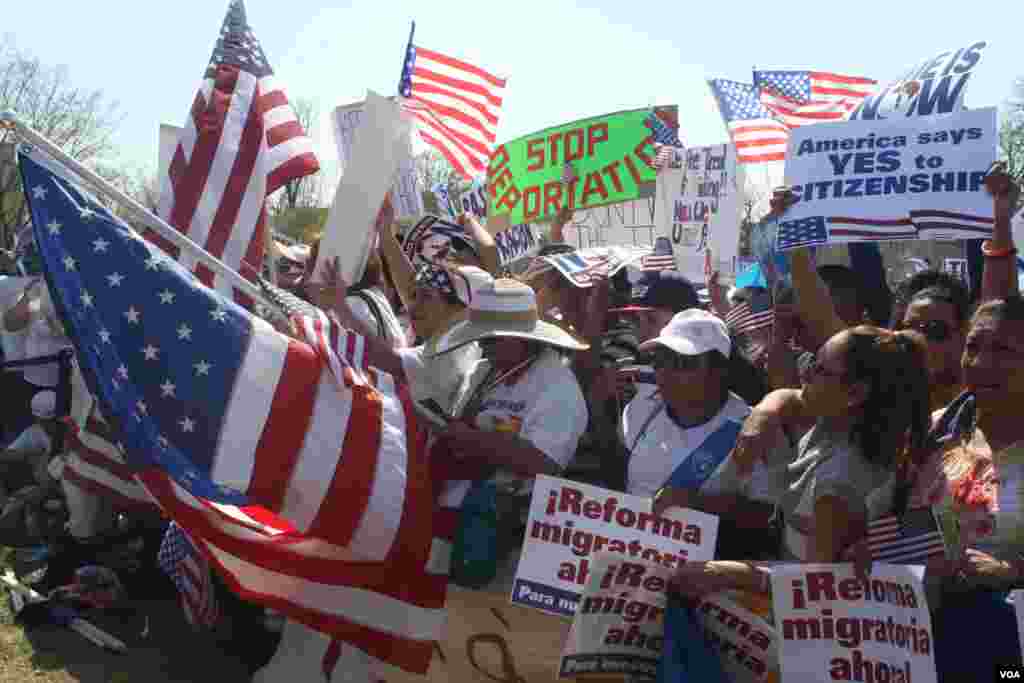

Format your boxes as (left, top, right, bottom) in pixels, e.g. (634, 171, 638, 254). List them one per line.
(723, 300, 774, 336)
(20, 147, 443, 674)
(708, 80, 789, 164)
(158, 522, 221, 629)
(398, 27, 507, 180)
(776, 212, 994, 251)
(709, 71, 875, 165)
(866, 507, 946, 564)
(149, 0, 319, 307)
(640, 237, 677, 272)
(753, 71, 877, 128)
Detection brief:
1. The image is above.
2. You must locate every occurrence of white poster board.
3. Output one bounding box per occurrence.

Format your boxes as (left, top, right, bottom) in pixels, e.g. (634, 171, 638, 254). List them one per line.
(333, 98, 423, 220)
(317, 92, 410, 283)
(695, 589, 779, 683)
(779, 108, 997, 249)
(658, 144, 743, 284)
(770, 563, 937, 683)
(512, 476, 718, 618)
(559, 553, 671, 679)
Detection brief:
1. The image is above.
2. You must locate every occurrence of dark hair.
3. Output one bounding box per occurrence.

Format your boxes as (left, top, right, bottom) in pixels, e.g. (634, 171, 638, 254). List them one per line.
(841, 326, 931, 467)
(351, 248, 383, 291)
(725, 345, 769, 405)
(818, 264, 866, 310)
(905, 278, 971, 326)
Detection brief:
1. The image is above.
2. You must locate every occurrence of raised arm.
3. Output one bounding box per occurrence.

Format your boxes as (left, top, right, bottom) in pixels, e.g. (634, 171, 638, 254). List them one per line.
(980, 163, 1021, 303)
(377, 220, 417, 311)
(461, 214, 501, 275)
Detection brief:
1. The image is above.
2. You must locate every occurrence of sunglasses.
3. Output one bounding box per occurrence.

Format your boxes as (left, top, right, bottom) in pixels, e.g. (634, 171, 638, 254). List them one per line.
(650, 348, 707, 372)
(897, 320, 953, 343)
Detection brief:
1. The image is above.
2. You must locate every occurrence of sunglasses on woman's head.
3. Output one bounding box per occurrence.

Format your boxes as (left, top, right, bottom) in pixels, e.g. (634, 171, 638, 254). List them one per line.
(897, 320, 953, 343)
(650, 348, 706, 372)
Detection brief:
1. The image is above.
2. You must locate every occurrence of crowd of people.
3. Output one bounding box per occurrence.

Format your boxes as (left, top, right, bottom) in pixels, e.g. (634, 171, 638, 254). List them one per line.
(0, 162, 1022, 681)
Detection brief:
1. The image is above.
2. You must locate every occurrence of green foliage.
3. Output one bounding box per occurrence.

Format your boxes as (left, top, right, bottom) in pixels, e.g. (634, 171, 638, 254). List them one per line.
(271, 206, 328, 245)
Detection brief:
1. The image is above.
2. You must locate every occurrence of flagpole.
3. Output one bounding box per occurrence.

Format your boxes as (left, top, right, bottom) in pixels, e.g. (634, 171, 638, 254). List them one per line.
(0, 110, 271, 309)
(397, 21, 416, 95)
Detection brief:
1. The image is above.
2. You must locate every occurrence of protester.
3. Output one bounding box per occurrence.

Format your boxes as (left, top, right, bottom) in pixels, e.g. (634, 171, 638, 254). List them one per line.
(626, 310, 779, 559)
(2, 278, 70, 391)
(906, 295, 1024, 678)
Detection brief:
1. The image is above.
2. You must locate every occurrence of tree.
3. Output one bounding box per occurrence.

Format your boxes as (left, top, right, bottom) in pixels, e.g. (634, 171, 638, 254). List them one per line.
(1000, 74, 1024, 192)
(0, 37, 122, 247)
(737, 177, 769, 257)
(413, 148, 471, 215)
(271, 97, 321, 214)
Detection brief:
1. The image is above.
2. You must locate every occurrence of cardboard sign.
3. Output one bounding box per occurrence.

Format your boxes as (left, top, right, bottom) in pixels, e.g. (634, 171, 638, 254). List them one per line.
(770, 564, 937, 683)
(541, 245, 651, 288)
(494, 223, 539, 266)
(695, 590, 780, 683)
(850, 42, 987, 120)
(459, 178, 488, 219)
(658, 144, 744, 283)
(487, 107, 674, 225)
(318, 92, 410, 283)
(512, 476, 718, 618)
(560, 553, 671, 679)
(333, 98, 424, 220)
(779, 107, 997, 250)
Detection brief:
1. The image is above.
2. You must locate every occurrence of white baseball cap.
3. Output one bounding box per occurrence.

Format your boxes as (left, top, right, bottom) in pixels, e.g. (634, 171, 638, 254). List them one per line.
(639, 309, 731, 358)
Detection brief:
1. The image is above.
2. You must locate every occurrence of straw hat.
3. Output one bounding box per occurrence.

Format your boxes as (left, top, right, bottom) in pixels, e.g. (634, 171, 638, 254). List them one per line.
(429, 279, 589, 356)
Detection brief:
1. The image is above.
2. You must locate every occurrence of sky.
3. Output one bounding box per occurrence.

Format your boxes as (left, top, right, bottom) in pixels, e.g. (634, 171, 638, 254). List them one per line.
(4, 0, 1020, 190)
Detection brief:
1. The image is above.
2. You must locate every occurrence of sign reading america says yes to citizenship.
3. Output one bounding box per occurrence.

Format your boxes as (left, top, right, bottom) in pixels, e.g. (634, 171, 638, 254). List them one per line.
(512, 476, 718, 618)
(487, 108, 671, 226)
(777, 107, 997, 250)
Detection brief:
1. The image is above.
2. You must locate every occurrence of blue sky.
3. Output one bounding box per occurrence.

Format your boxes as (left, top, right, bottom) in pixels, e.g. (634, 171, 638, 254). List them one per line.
(4, 1, 1018, 186)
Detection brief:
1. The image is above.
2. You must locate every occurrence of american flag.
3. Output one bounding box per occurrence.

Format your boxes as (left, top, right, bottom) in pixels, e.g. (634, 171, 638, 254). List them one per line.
(708, 80, 789, 164)
(776, 212, 993, 251)
(640, 237, 677, 272)
(754, 71, 876, 128)
(149, 0, 319, 307)
(866, 507, 946, 564)
(399, 25, 507, 181)
(709, 71, 875, 165)
(724, 299, 774, 336)
(20, 148, 444, 674)
(645, 110, 682, 147)
(158, 522, 220, 628)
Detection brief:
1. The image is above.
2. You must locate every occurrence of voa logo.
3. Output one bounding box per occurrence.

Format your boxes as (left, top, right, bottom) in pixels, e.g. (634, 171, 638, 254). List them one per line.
(999, 670, 1021, 679)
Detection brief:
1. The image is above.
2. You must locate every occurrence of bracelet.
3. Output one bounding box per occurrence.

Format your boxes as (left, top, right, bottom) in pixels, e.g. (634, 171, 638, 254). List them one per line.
(981, 241, 1018, 258)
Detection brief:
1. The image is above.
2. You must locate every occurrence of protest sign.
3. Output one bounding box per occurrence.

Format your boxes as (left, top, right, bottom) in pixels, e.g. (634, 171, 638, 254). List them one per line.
(487, 107, 673, 226)
(494, 222, 539, 266)
(559, 553, 671, 679)
(695, 589, 780, 683)
(771, 563, 937, 683)
(943, 257, 969, 283)
(541, 245, 650, 288)
(318, 92, 410, 283)
(333, 98, 424, 219)
(850, 41, 987, 120)
(658, 144, 744, 283)
(778, 108, 997, 250)
(512, 476, 718, 618)
(459, 178, 488, 219)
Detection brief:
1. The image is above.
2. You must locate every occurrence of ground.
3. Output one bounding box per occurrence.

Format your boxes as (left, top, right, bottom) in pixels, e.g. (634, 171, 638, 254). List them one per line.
(0, 548, 253, 683)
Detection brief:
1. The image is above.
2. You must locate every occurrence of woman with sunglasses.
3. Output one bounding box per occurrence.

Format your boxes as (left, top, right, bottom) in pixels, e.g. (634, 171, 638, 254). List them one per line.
(896, 281, 970, 411)
(624, 310, 781, 560)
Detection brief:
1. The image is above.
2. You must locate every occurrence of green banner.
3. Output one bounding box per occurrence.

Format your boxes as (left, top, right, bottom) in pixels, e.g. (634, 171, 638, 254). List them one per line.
(487, 107, 673, 225)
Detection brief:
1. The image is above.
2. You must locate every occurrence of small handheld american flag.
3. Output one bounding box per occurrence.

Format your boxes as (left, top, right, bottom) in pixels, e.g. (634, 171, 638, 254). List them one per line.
(866, 507, 946, 564)
(158, 522, 220, 629)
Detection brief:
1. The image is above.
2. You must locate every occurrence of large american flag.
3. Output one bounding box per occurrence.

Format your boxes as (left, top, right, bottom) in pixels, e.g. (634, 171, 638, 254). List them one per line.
(709, 71, 875, 164)
(150, 0, 319, 307)
(708, 80, 790, 164)
(20, 148, 444, 674)
(776, 212, 992, 251)
(753, 71, 876, 128)
(866, 507, 946, 564)
(398, 26, 507, 180)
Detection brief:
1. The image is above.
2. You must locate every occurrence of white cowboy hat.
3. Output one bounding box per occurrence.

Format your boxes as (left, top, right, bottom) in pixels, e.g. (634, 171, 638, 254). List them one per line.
(428, 279, 589, 356)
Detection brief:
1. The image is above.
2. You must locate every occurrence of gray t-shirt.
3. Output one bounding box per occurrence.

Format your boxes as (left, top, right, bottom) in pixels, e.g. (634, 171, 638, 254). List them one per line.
(779, 422, 895, 560)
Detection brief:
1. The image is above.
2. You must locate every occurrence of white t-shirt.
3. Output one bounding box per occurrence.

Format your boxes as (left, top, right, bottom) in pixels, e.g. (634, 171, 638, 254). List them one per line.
(398, 341, 482, 414)
(623, 391, 751, 498)
(467, 348, 588, 491)
(345, 287, 406, 348)
(6, 423, 52, 454)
